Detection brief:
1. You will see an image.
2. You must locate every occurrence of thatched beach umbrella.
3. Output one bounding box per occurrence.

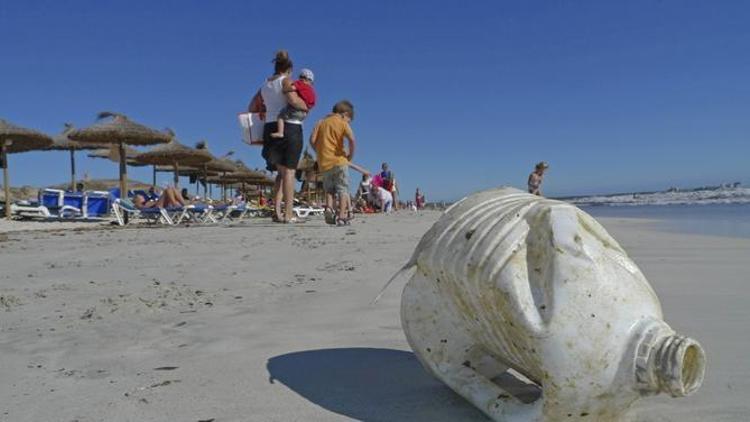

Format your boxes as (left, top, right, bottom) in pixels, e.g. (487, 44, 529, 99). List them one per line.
(46, 123, 107, 192)
(87, 145, 147, 166)
(204, 152, 239, 201)
(88, 145, 164, 188)
(176, 166, 221, 196)
(68, 112, 172, 198)
(173, 166, 219, 177)
(134, 139, 212, 187)
(220, 161, 274, 202)
(193, 141, 237, 198)
(1, 119, 53, 218)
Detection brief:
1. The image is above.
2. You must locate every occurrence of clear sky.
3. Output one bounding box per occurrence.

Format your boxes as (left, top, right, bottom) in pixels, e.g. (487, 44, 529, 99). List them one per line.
(1, 1, 748, 200)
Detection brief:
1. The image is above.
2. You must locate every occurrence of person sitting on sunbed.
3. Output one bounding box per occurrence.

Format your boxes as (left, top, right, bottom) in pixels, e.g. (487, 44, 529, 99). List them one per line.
(133, 186, 185, 209)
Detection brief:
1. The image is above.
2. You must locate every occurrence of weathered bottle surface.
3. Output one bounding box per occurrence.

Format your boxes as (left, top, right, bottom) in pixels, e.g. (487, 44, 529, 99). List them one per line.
(400, 188, 705, 421)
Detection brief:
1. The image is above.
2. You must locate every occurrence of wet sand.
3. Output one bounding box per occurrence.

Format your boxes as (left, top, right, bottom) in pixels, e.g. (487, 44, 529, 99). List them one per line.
(0, 212, 747, 421)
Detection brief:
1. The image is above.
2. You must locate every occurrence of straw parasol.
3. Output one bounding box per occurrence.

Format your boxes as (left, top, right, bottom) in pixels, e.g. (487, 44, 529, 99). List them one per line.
(193, 141, 237, 198)
(220, 161, 275, 201)
(134, 138, 212, 187)
(87, 145, 148, 166)
(297, 149, 316, 172)
(211, 168, 274, 203)
(1, 119, 53, 218)
(46, 123, 108, 192)
(68, 112, 172, 198)
(222, 160, 269, 182)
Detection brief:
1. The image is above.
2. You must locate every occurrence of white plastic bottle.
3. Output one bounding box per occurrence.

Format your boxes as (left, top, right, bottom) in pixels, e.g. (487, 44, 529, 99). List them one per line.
(400, 188, 705, 421)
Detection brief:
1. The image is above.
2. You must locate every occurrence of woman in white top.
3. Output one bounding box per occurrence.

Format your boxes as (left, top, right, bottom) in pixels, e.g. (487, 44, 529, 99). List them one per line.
(248, 50, 309, 222)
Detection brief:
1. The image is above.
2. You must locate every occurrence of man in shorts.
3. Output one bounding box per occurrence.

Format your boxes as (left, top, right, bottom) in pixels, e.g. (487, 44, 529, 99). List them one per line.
(310, 100, 357, 225)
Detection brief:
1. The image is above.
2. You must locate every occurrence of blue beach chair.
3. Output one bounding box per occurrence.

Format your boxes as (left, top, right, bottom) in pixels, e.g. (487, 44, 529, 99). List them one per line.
(111, 198, 173, 226)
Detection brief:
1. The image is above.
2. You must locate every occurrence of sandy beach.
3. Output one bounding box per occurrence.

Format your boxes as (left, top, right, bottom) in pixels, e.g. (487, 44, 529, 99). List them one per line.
(1, 212, 748, 421)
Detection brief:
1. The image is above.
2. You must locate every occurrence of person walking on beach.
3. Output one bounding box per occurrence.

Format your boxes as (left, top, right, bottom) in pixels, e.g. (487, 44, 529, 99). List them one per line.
(528, 161, 549, 196)
(415, 188, 425, 209)
(310, 100, 357, 226)
(248, 50, 309, 223)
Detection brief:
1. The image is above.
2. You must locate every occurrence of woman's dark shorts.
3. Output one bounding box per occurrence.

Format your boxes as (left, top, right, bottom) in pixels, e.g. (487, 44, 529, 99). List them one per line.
(262, 122, 303, 172)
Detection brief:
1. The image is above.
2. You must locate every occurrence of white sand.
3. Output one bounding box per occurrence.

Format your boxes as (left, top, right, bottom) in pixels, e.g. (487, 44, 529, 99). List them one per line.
(0, 218, 111, 233)
(0, 212, 748, 421)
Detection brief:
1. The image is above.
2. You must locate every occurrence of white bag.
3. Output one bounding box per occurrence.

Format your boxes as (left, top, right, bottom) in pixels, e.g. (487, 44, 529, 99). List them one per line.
(238, 112, 264, 145)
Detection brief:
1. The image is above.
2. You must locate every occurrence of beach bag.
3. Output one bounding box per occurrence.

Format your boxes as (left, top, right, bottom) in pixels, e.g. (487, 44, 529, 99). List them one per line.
(238, 112, 264, 145)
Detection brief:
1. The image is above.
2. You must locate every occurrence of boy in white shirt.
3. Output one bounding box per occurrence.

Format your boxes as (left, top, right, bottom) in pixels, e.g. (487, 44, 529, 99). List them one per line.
(372, 185, 393, 213)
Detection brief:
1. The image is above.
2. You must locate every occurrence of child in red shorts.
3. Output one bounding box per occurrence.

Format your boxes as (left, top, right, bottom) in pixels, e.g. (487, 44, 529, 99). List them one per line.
(270, 68, 316, 138)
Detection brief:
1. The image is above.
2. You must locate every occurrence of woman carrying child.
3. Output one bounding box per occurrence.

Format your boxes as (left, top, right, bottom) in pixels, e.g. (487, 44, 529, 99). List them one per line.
(248, 50, 309, 223)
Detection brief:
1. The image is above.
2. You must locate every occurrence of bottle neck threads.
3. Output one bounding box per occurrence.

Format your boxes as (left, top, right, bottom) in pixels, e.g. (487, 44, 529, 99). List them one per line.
(635, 326, 706, 397)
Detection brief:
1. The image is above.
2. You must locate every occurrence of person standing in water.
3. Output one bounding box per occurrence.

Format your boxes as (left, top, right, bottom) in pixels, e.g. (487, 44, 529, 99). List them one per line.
(527, 161, 549, 196)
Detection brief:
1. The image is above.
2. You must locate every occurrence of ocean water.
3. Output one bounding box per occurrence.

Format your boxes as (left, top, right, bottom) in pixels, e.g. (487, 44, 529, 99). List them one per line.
(581, 203, 750, 239)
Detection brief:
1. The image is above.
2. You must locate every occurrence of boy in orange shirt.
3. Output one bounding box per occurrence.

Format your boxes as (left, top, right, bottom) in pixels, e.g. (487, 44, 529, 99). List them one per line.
(309, 100, 357, 225)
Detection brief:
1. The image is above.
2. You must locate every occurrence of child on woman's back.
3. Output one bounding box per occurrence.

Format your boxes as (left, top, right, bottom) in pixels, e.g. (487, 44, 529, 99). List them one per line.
(270, 68, 316, 138)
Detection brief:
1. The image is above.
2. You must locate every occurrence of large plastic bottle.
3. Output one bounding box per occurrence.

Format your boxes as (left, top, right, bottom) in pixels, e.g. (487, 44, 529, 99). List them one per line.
(400, 188, 705, 421)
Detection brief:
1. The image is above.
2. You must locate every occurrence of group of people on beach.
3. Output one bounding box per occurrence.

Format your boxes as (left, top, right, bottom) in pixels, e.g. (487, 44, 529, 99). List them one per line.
(351, 164, 425, 213)
(245, 50, 422, 225)
(244, 50, 355, 224)
(242, 49, 546, 223)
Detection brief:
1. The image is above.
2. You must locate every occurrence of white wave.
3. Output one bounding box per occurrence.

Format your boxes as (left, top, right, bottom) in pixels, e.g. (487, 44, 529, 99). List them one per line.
(566, 186, 750, 206)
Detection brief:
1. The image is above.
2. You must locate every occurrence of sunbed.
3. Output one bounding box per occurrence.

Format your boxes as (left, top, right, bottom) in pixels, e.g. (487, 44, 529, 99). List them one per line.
(219, 203, 268, 221)
(111, 198, 174, 226)
(9, 202, 53, 219)
(10, 189, 111, 221)
(172, 204, 215, 224)
(293, 205, 325, 218)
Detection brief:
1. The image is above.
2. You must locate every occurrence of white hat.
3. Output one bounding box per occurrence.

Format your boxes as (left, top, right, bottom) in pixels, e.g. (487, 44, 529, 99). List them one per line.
(299, 68, 314, 82)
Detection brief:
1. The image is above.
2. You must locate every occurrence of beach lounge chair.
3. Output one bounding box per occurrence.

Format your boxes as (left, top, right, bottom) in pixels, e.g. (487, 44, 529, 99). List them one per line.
(40, 188, 65, 214)
(111, 198, 174, 226)
(293, 205, 325, 218)
(58, 191, 85, 218)
(199, 204, 231, 224)
(34, 189, 108, 220)
(171, 204, 215, 224)
(9, 202, 53, 219)
(219, 203, 266, 221)
(40, 189, 81, 218)
(84, 191, 112, 218)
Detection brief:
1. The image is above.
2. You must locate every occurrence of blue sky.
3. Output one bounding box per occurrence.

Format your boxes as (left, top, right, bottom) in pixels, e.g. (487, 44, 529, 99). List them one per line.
(1, 1, 748, 200)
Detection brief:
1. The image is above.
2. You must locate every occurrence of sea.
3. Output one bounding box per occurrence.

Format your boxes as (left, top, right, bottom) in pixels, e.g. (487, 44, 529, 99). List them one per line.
(565, 186, 750, 239)
(582, 203, 750, 239)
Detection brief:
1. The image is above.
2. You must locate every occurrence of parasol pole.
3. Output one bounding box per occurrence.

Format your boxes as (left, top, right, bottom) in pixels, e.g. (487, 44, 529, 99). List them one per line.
(222, 172, 227, 202)
(203, 165, 208, 198)
(307, 175, 311, 203)
(152, 165, 156, 186)
(118, 141, 127, 198)
(2, 142, 10, 219)
(70, 149, 77, 192)
(173, 161, 179, 187)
